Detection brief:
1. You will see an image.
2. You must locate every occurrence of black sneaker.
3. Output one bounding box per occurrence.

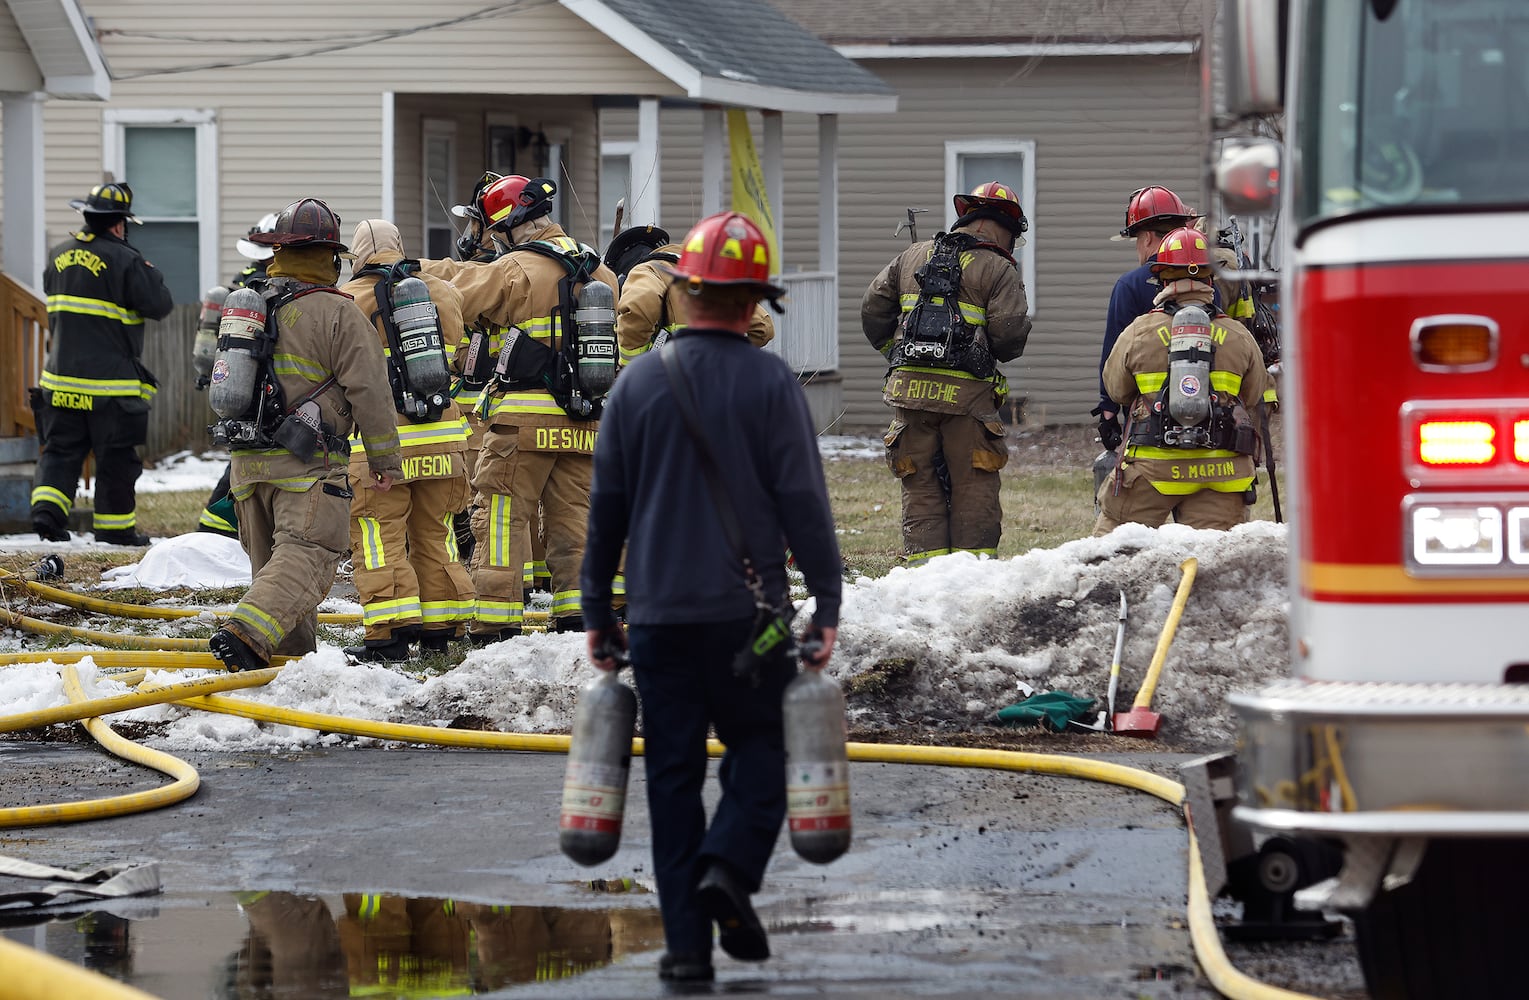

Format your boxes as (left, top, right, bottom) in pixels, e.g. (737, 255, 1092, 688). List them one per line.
(343, 636, 411, 662)
(94, 528, 151, 547)
(209, 629, 266, 673)
(697, 863, 769, 961)
(658, 952, 714, 982)
(33, 518, 70, 543)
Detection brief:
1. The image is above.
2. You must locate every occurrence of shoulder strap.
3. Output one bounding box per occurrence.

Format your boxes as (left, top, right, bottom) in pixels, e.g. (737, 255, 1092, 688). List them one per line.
(659, 342, 771, 607)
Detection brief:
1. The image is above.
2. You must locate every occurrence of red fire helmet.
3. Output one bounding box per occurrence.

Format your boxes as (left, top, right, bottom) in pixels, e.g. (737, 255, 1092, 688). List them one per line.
(666, 212, 785, 301)
(1150, 226, 1213, 274)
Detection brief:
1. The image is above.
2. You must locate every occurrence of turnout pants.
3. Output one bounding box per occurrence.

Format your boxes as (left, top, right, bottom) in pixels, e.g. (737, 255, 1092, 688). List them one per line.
(228, 478, 351, 659)
(1094, 468, 1248, 534)
(628, 619, 794, 960)
(350, 472, 475, 641)
(30, 394, 149, 534)
(471, 426, 590, 631)
(885, 407, 1008, 566)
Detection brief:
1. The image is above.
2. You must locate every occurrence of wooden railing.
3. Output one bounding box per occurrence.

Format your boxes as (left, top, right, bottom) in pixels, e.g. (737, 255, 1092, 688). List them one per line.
(771, 271, 839, 373)
(0, 271, 48, 438)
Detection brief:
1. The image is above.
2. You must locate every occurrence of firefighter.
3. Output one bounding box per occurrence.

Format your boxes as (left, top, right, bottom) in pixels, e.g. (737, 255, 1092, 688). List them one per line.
(207, 199, 403, 673)
(449, 175, 620, 640)
(339, 220, 476, 660)
(30, 183, 174, 545)
(1096, 186, 1197, 451)
(609, 224, 775, 364)
(198, 213, 281, 541)
(861, 181, 1032, 566)
(1094, 227, 1276, 533)
(336, 894, 470, 996)
(231, 892, 347, 998)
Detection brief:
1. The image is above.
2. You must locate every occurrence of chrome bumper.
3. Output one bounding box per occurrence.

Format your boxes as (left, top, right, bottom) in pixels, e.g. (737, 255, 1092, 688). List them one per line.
(1229, 679, 1529, 837)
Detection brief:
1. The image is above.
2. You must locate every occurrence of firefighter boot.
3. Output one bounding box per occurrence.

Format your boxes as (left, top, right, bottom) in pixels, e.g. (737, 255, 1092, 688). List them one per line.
(210, 629, 267, 673)
(553, 614, 584, 634)
(418, 629, 455, 654)
(697, 862, 769, 961)
(94, 528, 152, 547)
(466, 626, 520, 647)
(33, 516, 70, 543)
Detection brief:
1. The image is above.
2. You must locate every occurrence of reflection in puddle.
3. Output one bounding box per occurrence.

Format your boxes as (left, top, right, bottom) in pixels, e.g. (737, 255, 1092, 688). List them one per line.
(2, 890, 666, 998)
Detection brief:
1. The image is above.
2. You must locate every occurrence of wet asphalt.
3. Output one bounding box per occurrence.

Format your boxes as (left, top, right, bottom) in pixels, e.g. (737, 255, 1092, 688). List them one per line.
(0, 742, 1365, 999)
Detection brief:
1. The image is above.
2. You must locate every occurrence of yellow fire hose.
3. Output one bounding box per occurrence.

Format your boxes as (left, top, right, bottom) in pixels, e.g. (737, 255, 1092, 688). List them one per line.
(0, 936, 161, 1000)
(0, 667, 282, 738)
(0, 644, 1321, 1000)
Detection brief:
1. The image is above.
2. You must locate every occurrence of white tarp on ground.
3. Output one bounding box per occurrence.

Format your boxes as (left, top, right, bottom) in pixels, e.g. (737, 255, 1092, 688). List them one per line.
(97, 533, 251, 590)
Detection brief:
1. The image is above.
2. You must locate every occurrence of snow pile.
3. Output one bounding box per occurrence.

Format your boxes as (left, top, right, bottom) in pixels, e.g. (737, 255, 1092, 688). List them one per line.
(0, 521, 1290, 753)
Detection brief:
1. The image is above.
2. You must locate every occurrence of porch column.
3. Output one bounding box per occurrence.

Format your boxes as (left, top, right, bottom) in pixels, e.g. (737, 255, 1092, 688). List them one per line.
(630, 97, 661, 227)
(2, 93, 47, 286)
(380, 92, 395, 221)
(762, 109, 784, 273)
(701, 105, 724, 216)
(818, 114, 838, 274)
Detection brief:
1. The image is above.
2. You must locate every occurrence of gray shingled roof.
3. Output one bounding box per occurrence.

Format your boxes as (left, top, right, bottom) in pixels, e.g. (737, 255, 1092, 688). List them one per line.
(562, 0, 895, 112)
(763, 0, 1211, 45)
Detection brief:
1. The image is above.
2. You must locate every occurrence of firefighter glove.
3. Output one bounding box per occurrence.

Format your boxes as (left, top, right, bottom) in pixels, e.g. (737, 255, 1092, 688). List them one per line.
(1097, 415, 1123, 452)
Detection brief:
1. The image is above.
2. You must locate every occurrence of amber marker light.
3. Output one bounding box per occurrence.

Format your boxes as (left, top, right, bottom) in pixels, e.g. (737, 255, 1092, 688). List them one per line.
(1411, 316, 1497, 371)
(1418, 420, 1496, 466)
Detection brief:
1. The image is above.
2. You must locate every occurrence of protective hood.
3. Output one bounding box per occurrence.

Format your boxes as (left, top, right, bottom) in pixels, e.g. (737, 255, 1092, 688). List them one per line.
(348, 219, 406, 267)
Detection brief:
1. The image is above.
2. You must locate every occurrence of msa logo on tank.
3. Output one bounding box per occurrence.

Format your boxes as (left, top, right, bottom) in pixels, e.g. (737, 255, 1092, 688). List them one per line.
(355, 260, 451, 422)
(477, 241, 616, 422)
(890, 232, 995, 379)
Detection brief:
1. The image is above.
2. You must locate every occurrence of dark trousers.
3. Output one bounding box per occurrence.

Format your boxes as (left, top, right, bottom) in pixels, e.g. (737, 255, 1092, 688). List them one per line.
(629, 619, 795, 958)
(31, 395, 148, 531)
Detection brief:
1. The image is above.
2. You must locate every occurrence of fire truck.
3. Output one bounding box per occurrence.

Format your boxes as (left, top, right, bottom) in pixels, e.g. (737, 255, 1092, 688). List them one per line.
(1195, 2, 1529, 997)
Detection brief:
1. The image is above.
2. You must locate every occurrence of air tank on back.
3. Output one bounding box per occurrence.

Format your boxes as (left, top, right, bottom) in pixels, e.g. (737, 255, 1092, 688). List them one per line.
(574, 280, 617, 398)
(1167, 304, 1214, 430)
(389, 275, 450, 400)
(194, 285, 230, 387)
(559, 669, 637, 866)
(208, 286, 268, 420)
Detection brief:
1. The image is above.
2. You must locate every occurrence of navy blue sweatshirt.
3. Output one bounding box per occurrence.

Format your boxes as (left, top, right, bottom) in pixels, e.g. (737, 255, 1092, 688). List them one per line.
(581, 328, 842, 631)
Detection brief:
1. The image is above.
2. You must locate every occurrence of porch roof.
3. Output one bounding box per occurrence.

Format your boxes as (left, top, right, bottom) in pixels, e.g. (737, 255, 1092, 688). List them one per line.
(5, 0, 109, 98)
(764, 0, 1210, 45)
(560, 0, 897, 115)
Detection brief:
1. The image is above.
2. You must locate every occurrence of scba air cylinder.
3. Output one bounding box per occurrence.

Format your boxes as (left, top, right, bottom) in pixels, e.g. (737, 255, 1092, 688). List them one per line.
(1167, 304, 1213, 429)
(783, 669, 852, 864)
(559, 670, 636, 866)
(390, 275, 450, 399)
(574, 280, 617, 398)
(193, 285, 230, 384)
(209, 286, 267, 420)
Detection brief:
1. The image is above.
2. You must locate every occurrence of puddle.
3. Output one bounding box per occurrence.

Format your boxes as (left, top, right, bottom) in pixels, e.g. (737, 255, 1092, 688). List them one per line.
(0, 889, 665, 999)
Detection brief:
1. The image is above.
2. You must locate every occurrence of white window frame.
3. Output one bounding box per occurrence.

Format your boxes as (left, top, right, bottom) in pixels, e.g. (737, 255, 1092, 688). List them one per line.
(599, 140, 638, 247)
(102, 108, 218, 295)
(945, 139, 1036, 313)
(543, 125, 572, 228)
(422, 117, 457, 261)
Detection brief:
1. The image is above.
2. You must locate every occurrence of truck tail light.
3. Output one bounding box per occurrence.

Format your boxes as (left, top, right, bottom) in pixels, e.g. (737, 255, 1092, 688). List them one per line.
(1517, 421, 1529, 464)
(1419, 420, 1496, 466)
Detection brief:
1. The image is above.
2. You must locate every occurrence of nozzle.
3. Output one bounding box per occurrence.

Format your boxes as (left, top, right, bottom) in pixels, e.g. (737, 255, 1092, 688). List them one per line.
(28, 554, 65, 582)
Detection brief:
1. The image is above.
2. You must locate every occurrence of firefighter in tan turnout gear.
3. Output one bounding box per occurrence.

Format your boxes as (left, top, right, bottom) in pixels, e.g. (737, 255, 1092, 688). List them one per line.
(449, 175, 620, 640)
(861, 181, 1033, 566)
(340, 220, 475, 661)
(608, 224, 775, 364)
(1094, 227, 1275, 533)
(206, 199, 403, 673)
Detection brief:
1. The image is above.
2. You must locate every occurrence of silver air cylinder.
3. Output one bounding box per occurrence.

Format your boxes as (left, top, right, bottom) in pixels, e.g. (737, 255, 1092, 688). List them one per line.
(193, 285, 230, 384)
(1167, 305, 1213, 429)
(574, 280, 617, 397)
(783, 669, 852, 864)
(559, 670, 636, 866)
(390, 275, 450, 398)
(209, 286, 267, 420)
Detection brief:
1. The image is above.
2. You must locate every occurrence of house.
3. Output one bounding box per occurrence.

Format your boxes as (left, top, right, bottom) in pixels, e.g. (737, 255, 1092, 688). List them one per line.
(0, 0, 110, 532)
(603, 0, 1216, 431)
(0, 0, 896, 463)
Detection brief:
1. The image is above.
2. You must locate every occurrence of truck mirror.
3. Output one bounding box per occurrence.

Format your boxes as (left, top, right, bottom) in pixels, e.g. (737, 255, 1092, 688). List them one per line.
(1217, 138, 1282, 216)
(1219, 0, 1286, 117)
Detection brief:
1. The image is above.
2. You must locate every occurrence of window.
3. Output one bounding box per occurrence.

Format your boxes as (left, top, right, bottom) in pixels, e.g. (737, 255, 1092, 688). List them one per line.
(599, 141, 636, 248)
(103, 110, 217, 304)
(945, 139, 1036, 313)
(423, 119, 457, 261)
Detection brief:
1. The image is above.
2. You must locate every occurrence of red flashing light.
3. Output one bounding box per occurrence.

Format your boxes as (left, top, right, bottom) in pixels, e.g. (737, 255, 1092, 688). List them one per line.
(1418, 420, 1496, 466)
(1517, 421, 1529, 464)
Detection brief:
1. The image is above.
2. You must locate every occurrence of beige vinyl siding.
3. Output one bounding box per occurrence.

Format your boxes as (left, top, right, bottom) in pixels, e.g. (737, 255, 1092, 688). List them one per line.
(38, 0, 680, 286)
(0, 4, 43, 93)
(835, 55, 1205, 431)
(606, 54, 1204, 432)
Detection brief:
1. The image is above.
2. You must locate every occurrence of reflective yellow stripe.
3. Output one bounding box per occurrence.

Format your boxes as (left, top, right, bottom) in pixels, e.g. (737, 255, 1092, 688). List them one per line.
(896, 293, 986, 325)
(1133, 372, 1168, 393)
(362, 597, 421, 626)
(421, 599, 475, 624)
(40, 369, 154, 400)
(46, 294, 144, 325)
(199, 508, 236, 533)
(1209, 371, 1242, 394)
(358, 516, 385, 570)
(231, 604, 283, 646)
(1126, 446, 1241, 460)
(1149, 477, 1255, 495)
(905, 548, 951, 568)
(444, 511, 461, 564)
(1263, 387, 1278, 405)
(397, 420, 469, 447)
(92, 511, 136, 530)
(31, 486, 72, 515)
(271, 353, 332, 382)
(893, 365, 994, 383)
(954, 547, 996, 557)
(488, 392, 564, 417)
(475, 599, 523, 627)
(620, 341, 651, 365)
(488, 493, 513, 567)
(358, 894, 381, 921)
(551, 590, 581, 617)
(612, 572, 625, 599)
